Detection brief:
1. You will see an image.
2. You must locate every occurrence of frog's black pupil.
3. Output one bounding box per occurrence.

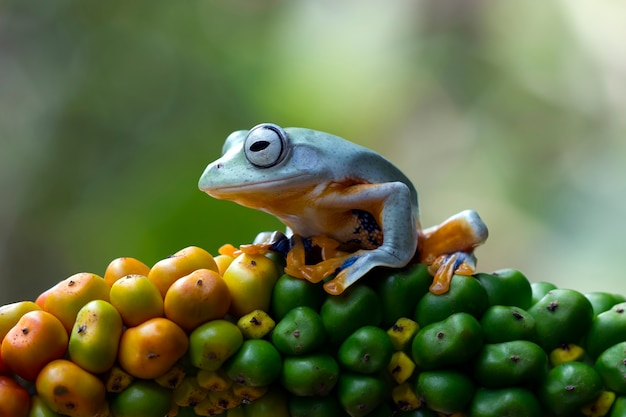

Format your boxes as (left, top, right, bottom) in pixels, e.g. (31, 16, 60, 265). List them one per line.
(250, 140, 270, 152)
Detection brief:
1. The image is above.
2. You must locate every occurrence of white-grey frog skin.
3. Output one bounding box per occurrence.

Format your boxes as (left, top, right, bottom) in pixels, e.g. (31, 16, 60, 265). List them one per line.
(199, 123, 488, 295)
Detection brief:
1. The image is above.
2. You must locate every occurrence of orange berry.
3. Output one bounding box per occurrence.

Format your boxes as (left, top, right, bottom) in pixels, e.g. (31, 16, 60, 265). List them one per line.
(118, 317, 188, 379)
(36, 359, 107, 417)
(0, 375, 30, 417)
(148, 246, 218, 298)
(214, 254, 235, 276)
(164, 269, 231, 332)
(43, 272, 110, 334)
(1, 310, 68, 381)
(104, 257, 151, 286)
(110, 275, 164, 327)
(0, 301, 40, 340)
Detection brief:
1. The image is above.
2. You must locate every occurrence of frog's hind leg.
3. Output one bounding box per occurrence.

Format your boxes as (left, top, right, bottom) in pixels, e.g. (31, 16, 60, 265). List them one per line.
(419, 210, 488, 295)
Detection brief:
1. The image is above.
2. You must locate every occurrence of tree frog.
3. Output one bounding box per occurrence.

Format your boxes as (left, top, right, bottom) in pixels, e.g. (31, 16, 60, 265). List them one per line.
(199, 123, 488, 295)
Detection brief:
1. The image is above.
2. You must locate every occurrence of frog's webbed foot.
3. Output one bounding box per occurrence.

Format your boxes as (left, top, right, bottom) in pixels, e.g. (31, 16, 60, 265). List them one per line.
(323, 247, 408, 295)
(284, 235, 414, 295)
(322, 252, 370, 295)
(427, 252, 477, 295)
(419, 210, 488, 295)
(283, 235, 351, 284)
(287, 249, 378, 294)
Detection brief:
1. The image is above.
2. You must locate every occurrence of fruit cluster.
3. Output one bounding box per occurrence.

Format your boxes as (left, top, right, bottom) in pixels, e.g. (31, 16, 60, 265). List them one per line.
(2, 244, 626, 417)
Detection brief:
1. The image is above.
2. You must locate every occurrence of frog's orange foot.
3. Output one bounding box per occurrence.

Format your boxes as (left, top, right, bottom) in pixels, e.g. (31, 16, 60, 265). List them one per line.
(284, 247, 365, 294)
(427, 252, 477, 295)
(285, 256, 347, 284)
(419, 210, 488, 265)
(310, 235, 347, 260)
(282, 234, 352, 285)
(237, 243, 274, 256)
(218, 242, 273, 257)
(323, 279, 345, 295)
(323, 256, 359, 295)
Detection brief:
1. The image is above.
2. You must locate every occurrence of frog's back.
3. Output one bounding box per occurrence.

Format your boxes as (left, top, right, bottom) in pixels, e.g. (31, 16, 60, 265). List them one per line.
(284, 127, 418, 204)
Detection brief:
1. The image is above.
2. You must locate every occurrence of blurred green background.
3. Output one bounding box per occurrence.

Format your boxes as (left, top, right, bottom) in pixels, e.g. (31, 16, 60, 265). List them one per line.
(1, 1, 625, 304)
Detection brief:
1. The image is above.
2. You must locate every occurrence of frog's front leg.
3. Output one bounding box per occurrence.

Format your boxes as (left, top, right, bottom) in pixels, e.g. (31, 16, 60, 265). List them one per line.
(320, 182, 418, 295)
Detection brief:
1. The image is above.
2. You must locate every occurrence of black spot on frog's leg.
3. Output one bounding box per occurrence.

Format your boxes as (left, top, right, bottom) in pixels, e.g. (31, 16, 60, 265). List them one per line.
(301, 237, 313, 253)
(351, 209, 383, 249)
(269, 234, 292, 257)
(269, 235, 313, 258)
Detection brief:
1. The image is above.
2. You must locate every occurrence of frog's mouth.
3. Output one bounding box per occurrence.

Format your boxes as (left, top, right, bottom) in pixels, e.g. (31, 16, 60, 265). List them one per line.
(200, 174, 312, 197)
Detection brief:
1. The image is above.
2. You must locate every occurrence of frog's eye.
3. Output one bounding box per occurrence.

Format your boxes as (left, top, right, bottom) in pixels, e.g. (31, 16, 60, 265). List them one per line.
(244, 123, 288, 168)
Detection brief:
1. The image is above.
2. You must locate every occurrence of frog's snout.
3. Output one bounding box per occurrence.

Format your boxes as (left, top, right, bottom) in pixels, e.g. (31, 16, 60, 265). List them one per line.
(198, 161, 218, 192)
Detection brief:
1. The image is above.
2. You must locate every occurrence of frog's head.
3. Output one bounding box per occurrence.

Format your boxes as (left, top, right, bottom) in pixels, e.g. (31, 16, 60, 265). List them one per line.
(198, 123, 329, 201)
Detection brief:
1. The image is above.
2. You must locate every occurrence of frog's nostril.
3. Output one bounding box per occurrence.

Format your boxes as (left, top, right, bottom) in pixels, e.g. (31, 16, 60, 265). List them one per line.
(216, 163, 223, 169)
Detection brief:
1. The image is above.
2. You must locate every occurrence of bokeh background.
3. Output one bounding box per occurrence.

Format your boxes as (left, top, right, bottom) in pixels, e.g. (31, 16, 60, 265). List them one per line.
(1, 1, 625, 304)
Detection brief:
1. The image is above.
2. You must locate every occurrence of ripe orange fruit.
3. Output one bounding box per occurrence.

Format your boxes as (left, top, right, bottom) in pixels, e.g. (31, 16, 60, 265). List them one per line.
(104, 257, 151, 286)
(0, 301, 40, 340)
(0, 375, 30, 417)
(1, 310, 68, 381)
(148, 246, 218, 298)
(214, 254, 235, 276)
(118, 317, 188, 379)
(222, 253, 279, 318)
(43, 272, 110, 334)
(110, 274, 164, 327)
(0, 350, 10, 375)
(164, 268, 231, 332)
(35, 287, 52, 309)
(36, 359, 107, 417)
